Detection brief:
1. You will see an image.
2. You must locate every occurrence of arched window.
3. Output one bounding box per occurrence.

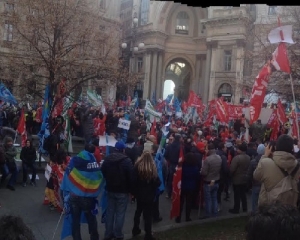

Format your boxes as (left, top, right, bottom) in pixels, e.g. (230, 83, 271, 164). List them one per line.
(175, 11, 189, 35)
(218, 83, 232, 102)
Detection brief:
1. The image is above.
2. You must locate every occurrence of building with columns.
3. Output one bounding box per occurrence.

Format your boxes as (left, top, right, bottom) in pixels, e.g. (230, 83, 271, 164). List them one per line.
(121, 3, 293, 104)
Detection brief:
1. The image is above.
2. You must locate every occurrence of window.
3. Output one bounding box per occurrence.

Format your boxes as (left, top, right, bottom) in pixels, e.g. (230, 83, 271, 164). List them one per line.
(140, 0, 150, 26)
(135, 82, 143, 90)
(5, 3, 14, 12)
(175, 11, 189, 35)
(268, 6, 277, 15)
(137, 57, 143, 72)
(4, 21, 13, 42)
(224, 50, 232, 71)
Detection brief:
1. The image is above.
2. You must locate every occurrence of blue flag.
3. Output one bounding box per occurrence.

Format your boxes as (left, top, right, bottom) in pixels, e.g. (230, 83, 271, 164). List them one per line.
(61, 212, 87, 240)
(38, 85, 52, 154)
(0, 83, 17, 105)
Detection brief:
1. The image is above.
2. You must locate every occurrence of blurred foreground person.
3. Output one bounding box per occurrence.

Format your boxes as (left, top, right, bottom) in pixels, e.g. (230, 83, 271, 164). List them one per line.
(246, 203, 300, 240)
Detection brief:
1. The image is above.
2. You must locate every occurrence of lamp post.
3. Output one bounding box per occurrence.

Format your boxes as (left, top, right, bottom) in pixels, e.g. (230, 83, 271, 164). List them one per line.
(121, 12, 144, 104)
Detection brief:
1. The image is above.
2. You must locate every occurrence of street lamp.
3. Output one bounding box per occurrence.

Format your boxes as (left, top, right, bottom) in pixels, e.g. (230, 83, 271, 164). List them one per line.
(121, 14, 145, 54)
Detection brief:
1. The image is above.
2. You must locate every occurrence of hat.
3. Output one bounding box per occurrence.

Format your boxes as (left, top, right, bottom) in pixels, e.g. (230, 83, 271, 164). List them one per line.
(196, 142, 205, 152)
(257, 144, 265, 155)
(115, 141, 126, 151)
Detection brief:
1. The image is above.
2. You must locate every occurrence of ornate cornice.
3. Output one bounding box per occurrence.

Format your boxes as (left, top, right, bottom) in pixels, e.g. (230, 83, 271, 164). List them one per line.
(203, 16, 250, 27)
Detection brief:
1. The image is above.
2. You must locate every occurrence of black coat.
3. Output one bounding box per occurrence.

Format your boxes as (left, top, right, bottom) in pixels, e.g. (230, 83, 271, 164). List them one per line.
(132, 166, 161, 203)
(20, 146, 37, 165)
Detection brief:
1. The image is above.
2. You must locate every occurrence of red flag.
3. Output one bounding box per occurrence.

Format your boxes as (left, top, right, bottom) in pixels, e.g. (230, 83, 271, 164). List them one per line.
(215, 98, 229, 123)
(228, 105, 244, 120)
(267, 109, 278, 127)
(277, 99, 288, 124)
(187, 91, 202, 107)
(170, 146, 184, 219)
(181, 101, 188, 113)
(271, 43, 290, 73)
(17, 110, 27, 147)
(249, 64, 271, 124)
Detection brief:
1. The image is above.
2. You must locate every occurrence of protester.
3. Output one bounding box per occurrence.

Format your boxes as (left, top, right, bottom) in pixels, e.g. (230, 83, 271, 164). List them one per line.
(0, 215, 36, 240)
(0, 136, 18, 191)
(229, 142, 250, 214)
(245, 203, 300, 240)
(176, 152, 200, 223)
(20, 139, 37, 187)
(247, 143, 265, 212)
(165, 134, 181, 199)
(200, 143, 222, 218)
(131, 151, 160, 240)
(254, 134, 300, 207)
(101, 140, 134, 240)
(61, 144, 103, 240)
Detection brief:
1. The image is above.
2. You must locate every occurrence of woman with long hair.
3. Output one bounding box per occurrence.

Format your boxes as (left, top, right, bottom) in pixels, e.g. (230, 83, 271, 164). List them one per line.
(132, 151, 161, 240)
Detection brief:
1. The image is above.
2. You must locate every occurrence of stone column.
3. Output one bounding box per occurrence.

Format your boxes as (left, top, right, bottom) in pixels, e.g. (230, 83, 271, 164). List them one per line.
(156, 52, 163, 99)
(150, 51, 158, 98)
(143, 52, 152, 99)
(203, 44, 212, 104)
(194, 55, 201, 93)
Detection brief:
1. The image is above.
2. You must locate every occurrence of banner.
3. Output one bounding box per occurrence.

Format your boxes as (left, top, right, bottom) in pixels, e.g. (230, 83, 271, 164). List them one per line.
(87, 89, 102, 107)
(215, 98, 229, 123)
(187, 90, 202, 107)
(117, 118, 131, 130)
(228, 105, 244, 120)
(145, 100, 162, 118)
(249, 64, 271, 124)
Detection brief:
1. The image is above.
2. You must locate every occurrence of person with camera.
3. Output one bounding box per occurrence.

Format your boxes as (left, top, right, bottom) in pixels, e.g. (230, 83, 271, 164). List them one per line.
(254, 134, 300, 207)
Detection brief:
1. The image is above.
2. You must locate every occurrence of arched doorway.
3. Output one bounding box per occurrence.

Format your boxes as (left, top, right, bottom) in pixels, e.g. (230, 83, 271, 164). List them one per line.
(163, 80, 175, 99)
(218, 83, 232, 102)
(164, 59, 192, 101)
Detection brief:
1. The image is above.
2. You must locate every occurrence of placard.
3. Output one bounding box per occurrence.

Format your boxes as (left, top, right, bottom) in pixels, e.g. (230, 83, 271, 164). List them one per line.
(118, 118, 131, 130)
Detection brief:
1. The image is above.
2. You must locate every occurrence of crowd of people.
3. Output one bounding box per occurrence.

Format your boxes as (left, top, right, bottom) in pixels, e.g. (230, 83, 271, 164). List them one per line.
(1, 104, 300, 240)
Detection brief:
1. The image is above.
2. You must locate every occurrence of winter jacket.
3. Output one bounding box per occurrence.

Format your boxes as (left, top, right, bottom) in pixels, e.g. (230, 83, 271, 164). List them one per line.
(216, 149, 230, 181)
(3, 137, 17, 164)
(132, 166, 161, 203)
(190, 146, 203, 170)
(246, 148, 258, 160)
(164, 141, 180, 165)
(101, 151, 133, 194)
(247, 154, 263, 187)
(254, 151, 300, 207)
(20, 145, 37, 165)
(201, 150, 222, 182)
(230, 153, 251, 185)
(181, 163, 200, 191)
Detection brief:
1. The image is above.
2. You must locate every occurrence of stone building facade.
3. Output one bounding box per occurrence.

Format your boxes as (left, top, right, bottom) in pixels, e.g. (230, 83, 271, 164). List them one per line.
(122, 3, 291, 104)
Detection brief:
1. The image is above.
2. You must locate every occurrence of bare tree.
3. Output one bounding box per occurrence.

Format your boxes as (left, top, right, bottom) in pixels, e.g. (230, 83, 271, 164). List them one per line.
(0, 0, 135, 102)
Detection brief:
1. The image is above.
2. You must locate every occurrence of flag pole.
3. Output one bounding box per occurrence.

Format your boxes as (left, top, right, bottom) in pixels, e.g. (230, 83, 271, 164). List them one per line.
(290, 74, 299, 138)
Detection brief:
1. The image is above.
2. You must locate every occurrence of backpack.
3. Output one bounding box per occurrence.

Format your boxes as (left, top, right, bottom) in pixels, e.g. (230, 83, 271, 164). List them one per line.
(265, 162, 300, 205)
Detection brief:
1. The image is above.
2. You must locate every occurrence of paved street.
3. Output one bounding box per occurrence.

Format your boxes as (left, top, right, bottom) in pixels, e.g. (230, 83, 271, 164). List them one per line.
(0, 170, 251, 240)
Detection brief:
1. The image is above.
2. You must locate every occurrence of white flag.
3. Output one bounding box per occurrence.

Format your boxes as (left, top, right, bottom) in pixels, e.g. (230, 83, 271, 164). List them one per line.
(268, 25, 294, 44)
